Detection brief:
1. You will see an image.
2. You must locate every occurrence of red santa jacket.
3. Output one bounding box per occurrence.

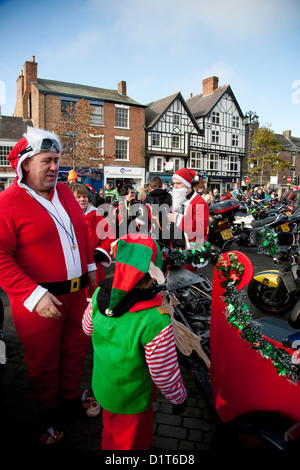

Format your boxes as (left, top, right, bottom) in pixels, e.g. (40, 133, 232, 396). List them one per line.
(175, 191, 209, 248)
(83, 204, 115, 283)
(0, 180, 95, 311)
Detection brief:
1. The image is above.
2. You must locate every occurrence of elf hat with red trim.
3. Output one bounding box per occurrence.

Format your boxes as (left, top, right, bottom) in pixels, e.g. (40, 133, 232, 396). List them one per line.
(8, 126, 62, 182)
(173, 168, 197, 188)
(107, 234, 165, 313)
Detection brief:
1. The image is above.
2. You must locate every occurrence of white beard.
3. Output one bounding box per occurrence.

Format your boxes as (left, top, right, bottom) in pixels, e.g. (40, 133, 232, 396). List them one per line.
(172, 187, 188, 212)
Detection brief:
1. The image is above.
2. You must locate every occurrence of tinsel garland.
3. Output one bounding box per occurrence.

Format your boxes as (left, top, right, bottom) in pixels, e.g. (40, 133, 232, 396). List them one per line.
(168, 241, 212, 267)
(256, 226, 279, 255)
(216, 251, 300, 384)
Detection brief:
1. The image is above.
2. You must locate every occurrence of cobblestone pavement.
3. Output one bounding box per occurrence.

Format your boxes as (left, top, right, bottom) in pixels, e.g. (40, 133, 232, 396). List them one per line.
(0, 248, 276, 455)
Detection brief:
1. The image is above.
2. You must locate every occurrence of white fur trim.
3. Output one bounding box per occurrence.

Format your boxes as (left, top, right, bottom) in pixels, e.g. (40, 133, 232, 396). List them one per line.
(172, 174, 191, 188)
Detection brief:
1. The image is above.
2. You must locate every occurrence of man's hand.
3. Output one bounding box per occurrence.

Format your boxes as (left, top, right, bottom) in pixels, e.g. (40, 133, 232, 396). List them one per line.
(88, 271, 97, 289)
(35, 292, 62, 319)
(168, 212, 178, 223)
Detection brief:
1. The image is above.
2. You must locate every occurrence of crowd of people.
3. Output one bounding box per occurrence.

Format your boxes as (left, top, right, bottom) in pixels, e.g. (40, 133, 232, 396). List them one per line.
(0, 127, 210, 450)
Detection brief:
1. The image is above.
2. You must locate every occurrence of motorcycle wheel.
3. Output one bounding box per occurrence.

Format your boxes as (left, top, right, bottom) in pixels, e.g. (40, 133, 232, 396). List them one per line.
(247, 279, 296, 315)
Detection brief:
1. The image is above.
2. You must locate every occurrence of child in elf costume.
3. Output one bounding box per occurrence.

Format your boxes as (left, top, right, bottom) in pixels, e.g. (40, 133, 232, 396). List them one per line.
(82, 234, 187, 450)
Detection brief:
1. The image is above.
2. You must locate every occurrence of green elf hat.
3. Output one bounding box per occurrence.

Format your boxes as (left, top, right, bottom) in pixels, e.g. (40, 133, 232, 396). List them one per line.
(108, 234, 165, 313)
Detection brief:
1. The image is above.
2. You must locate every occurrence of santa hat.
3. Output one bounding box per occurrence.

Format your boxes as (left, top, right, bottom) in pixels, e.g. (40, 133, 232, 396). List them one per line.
(86, 183, 95, 194)
(106, 234, 165, 315)
(173, 168, 197, 188)
(68, 169, 78, 181)
(8, 126, 62, 182)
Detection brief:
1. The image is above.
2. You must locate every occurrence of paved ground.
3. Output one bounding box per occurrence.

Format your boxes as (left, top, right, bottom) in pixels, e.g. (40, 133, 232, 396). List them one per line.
(0, 247, 290, 456)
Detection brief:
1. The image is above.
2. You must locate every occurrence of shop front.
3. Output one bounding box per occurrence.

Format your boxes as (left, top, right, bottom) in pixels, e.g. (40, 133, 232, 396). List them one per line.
(104, 165, 145, 191)
(207, 175, 238, 195)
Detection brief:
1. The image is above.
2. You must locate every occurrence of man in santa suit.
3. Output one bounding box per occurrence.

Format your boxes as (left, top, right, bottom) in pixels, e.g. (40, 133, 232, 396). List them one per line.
(169, 168, 209, 272)
(0, 127, 98, 445)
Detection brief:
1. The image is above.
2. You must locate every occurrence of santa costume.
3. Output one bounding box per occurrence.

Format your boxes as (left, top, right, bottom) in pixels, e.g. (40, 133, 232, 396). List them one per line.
(82, 234, 187, 450)
(82, 201, 115, 298)
(171, 168, 209, 271)
(0, 127, 96, 441)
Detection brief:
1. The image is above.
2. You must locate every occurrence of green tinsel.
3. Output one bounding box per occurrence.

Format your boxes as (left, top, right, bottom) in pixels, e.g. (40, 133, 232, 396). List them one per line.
(218, 251, 300, 384)
(256, 227, 279, 255)
(170, 242, 212, 267)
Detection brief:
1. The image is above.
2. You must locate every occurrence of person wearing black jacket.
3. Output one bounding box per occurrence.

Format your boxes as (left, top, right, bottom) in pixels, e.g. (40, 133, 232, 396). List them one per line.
(139, 176, 172, 250)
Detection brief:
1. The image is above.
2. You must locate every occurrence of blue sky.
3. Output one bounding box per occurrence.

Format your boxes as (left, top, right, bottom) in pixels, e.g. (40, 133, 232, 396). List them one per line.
(0, 0, 299, 136)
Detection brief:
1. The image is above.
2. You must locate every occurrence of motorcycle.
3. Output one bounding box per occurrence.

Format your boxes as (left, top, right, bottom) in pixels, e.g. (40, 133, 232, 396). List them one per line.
(248, 230, 300, 315)
(207, 199, 240, 254)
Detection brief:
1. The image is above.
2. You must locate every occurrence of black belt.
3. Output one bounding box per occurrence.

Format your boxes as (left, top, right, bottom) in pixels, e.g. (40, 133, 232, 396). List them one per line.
(41, 272, 89, 296)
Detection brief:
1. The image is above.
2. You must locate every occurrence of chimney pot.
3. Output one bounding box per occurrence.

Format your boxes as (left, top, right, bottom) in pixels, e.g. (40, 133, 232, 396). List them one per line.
(190, 93, 193, 98)
(31, 56, 35, 62)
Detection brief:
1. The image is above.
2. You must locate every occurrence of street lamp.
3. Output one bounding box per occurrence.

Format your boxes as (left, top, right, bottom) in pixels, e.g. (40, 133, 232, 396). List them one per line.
(244, 111, 259, 181)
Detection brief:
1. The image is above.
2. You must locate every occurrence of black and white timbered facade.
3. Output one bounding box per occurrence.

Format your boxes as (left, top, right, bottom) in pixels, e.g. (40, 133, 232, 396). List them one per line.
(145, 92, 204, 184)
(186, 77, 246, 191)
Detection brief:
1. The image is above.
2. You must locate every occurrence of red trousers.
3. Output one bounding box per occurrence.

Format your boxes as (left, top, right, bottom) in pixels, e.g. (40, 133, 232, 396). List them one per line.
(9, 289, 91, 411)
(101, 407, 153, 450)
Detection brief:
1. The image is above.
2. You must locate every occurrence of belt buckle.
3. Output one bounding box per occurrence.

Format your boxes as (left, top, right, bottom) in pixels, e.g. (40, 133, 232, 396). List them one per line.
(70, 277, 80, 293)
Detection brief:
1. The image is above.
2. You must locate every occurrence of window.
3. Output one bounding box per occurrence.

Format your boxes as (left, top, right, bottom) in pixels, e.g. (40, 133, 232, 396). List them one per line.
(207, 154, 218, 170)
(0, 145, 12, 166)
(116, 106, 129, 128)
(153, 157, 163, 172)
(232, 134, 239, 147)
(173, 114, 180, 126)
(152, 132, 160, 147)
(115, 138, 129, 160)
(212, 130, 219, 143)
(229, 156, 238, 171)
(90, 135, 104, 157)
(189, 151, 201, 169)
(169, 158, 181, 172)
(172, 135, 180, 149)
(212, 112, 220, 124)
(61, 98, 76, 117)
(90, 104, 103, 125)
(232, 116, 239, 128)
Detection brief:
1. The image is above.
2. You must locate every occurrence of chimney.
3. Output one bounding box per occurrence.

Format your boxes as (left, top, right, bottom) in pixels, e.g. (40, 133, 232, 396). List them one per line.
(202, 76, 219, 96)
(118, 80, 127, 96)
(24, 56, 37, 83)
(283, 130, 292, 140)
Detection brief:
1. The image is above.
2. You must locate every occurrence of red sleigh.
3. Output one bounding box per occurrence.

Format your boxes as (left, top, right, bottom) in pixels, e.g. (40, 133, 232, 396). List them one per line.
(210, 251, 300, 430)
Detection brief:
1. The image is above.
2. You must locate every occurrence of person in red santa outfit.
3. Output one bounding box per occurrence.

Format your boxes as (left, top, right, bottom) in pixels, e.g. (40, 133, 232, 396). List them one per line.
(0, 127, 99, 445)
(168, 168, 209, 273)
(70, 183, 115, 299)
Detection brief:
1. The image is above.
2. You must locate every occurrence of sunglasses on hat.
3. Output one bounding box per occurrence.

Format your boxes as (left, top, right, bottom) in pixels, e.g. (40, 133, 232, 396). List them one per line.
(18, 138, 60, 158)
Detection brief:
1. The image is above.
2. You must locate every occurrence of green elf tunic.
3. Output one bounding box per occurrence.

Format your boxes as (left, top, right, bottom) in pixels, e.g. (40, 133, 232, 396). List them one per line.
(91, 288, 171, 414)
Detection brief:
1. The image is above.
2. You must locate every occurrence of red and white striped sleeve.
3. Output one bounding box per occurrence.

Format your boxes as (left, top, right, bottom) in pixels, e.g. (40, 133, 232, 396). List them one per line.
(144, 323, 187, 404)
(82, 300, 94, 336)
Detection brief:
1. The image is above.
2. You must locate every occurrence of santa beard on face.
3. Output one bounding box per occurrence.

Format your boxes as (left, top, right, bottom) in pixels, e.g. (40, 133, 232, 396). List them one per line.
(172, 186, 189, 212)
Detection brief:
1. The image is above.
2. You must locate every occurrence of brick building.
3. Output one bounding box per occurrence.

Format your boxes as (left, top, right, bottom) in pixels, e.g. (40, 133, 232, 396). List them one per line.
(14, 56, 146, 189)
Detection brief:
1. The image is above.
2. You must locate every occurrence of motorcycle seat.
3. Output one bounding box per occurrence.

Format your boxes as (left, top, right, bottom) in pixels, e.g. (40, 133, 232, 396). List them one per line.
(251, 216, 277, 228)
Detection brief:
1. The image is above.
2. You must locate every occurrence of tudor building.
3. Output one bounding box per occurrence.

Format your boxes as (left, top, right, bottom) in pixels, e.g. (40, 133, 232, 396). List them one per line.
(186, 77, 246, 192)
(145, 92, 204, 185)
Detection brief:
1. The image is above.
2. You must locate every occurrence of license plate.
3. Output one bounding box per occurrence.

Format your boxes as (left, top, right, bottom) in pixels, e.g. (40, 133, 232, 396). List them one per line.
(282, 272, 297, 293)
(221, 228, 233, 240)
(281, 223, 290, 232)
